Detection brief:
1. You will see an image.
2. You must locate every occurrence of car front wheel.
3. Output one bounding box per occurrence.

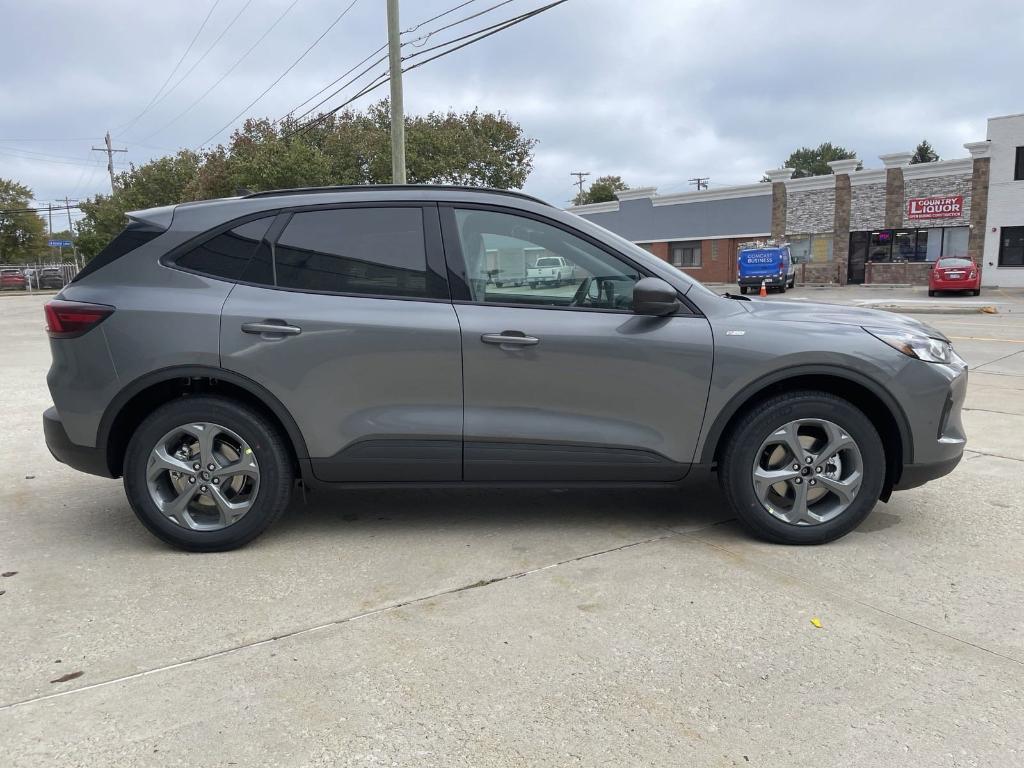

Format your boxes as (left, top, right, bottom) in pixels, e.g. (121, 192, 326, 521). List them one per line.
(719, 391, 885, 544)
(123, 396, 293, 551)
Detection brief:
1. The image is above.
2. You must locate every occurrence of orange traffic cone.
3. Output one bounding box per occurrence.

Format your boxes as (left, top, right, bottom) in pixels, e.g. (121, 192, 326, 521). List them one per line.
(759, 280, 767, 297)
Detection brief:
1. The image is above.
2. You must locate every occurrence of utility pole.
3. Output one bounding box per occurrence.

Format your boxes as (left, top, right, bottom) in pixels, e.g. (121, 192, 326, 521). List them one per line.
(92, 131, 127, 193)
(65, 197, 79, 269)
(386, 0, 406, 184)
(688, 176, 709, 191)
(570, 171, 590, 202)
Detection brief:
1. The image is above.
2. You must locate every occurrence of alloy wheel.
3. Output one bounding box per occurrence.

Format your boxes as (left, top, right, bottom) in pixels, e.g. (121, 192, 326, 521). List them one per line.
(145, 422, 260, 531)
(751, 418, 863, 526)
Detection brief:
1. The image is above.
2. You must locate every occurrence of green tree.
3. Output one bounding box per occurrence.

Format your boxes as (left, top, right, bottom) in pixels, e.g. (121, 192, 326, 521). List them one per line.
(910, 139, 939, 164)
(776, 142, 860, 178)
(0, 178, 47, 264)
(573, 175, 630, 206)
(77, 101, 537, 259)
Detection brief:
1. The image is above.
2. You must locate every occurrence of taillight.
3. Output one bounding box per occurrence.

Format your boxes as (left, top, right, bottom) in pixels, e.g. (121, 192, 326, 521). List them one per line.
(44, 300, 113, 338)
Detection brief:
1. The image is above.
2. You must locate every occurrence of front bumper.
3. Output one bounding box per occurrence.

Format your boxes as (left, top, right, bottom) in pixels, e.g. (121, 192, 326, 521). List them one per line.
(894, 455, 963, 490)
(43, 407, 113, 478)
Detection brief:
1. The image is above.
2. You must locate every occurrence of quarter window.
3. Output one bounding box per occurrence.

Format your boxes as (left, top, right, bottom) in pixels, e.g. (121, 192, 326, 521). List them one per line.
(999, 226, 1024, 267)
(273, 207, 446, 299)
(452, 208, 642, 311)
(177, 218, 273, 281)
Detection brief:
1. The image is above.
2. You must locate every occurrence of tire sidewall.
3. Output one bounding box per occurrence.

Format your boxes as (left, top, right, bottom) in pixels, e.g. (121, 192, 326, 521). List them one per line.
(124, 396, 292, 551)
(723, 394, 885, 544)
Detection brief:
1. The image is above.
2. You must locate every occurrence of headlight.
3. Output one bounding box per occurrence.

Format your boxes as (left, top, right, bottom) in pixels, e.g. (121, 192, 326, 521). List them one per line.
(864, 327, 954, 364)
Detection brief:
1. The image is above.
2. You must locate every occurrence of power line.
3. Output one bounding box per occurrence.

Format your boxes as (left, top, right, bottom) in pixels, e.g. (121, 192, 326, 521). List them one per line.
(284, 0, 513, 123)
(570, 171, 589, 198)
(195, 0, 363, 149)
(288, 0, 569, 138)
(117, 0, 224, 134)
(138, 0, 303, 143)
(126, 0, 254, 138)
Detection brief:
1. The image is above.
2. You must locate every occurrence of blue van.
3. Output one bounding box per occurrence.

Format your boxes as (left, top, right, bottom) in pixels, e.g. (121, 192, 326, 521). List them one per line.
(737, 245, 796, 294)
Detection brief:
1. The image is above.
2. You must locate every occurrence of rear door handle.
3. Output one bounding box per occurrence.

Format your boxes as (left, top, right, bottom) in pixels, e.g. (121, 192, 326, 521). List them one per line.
(481, 331, 539, 347)
(241, 321, 302, 337)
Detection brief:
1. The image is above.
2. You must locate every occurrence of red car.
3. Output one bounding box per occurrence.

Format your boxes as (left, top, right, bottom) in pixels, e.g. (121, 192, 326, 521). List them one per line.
(0, 268, 27, 290)
(929, 257, 980, 297)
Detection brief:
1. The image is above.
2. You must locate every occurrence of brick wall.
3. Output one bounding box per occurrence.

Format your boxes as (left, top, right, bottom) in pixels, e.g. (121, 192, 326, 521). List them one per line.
(641, 239, 737, 283)
(864, 261, 932, 285)
(967, 157, 990, 269)
(832, 175, 852, 285)
(800, 263, 843, 285)
(885, 169, 904, 228)
(771, 182, 787, 240)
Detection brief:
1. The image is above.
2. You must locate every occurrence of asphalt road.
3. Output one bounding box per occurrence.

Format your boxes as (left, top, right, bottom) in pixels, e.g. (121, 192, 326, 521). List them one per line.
(1, 291, 1022, 767)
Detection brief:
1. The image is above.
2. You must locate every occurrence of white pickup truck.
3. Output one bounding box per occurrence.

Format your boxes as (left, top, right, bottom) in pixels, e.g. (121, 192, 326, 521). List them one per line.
(527, 256, 575, 288)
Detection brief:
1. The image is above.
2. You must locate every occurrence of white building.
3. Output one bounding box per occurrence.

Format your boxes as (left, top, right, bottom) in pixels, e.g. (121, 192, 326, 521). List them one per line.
(982, 113, 1024, 288)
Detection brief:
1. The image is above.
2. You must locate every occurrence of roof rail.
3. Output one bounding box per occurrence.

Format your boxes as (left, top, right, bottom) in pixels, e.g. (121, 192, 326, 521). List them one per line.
(241, 184, 552, 207)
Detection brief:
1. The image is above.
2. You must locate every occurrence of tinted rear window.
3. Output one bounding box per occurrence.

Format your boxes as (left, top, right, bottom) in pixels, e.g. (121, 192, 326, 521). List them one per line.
(938, 258, 973, 268)
(73, 222, 164, 282)
(177, 218, 273, 281)
(273, 207, 445, 299)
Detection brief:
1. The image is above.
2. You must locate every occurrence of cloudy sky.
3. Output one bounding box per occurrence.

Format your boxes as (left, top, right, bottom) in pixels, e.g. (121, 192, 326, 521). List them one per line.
(2, 0, 1022, 221)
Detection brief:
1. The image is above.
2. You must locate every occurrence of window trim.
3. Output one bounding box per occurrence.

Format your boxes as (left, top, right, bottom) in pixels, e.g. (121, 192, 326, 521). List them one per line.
(669, 241, 702, 268)
(437, 203, 701, 316)
(163, 202, 452, 302)
(1015, 146, 1024, 182)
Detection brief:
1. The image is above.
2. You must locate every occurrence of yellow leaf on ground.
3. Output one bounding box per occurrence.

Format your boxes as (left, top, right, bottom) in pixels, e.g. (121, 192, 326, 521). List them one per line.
(810, 617, 823, 629)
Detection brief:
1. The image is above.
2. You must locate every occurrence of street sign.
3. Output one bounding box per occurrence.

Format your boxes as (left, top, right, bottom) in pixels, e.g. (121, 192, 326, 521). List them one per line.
(48, 239, 73, 247)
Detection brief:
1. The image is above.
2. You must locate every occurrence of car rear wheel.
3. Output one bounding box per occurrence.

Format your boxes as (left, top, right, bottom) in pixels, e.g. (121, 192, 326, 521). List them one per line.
(972, 289, 981, 296)
(719, 391, 885, 544)
(123, 396, 293, 551)
(928, 290, 936, 297)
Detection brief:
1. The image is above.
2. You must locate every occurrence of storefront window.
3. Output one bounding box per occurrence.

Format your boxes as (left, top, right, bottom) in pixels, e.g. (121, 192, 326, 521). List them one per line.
(999, 227, 1024, 267)
(868, 231, 892, 262)
(941, 227, 969, 259)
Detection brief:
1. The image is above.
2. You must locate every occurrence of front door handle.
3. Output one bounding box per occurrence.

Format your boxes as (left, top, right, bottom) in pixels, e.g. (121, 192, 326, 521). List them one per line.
(241, 321, 302, 337)
(481, 331, 539, 347)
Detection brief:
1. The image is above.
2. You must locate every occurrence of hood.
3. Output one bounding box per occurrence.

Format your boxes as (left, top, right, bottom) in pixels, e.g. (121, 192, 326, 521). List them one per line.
(739, 299, 948, 341)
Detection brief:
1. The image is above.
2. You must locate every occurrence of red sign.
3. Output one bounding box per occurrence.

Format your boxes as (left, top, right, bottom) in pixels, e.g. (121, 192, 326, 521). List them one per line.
(907, 195, 963, 220)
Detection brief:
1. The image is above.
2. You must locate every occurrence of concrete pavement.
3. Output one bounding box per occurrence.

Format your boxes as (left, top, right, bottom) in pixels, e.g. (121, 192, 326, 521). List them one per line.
(1, 292, 1022, 767)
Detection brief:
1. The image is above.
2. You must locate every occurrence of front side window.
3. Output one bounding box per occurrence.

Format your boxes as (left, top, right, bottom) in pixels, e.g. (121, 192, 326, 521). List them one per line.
(999, 226, 1024, 267)
(273, 207, 445, 299)
(453, 208, 642, 311)
(177, 218, 273, 281)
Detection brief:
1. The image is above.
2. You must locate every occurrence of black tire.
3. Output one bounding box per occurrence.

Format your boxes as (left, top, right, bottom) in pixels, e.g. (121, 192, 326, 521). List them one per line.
(778, 283, 786, 293)
(972, 289, 981, 296)
(123, 396, 293, 551)
(719, 391, 885, 545)
(739, 286, 748, 295)
(494, 281, 504, 288)
(928, 290, 937, 297)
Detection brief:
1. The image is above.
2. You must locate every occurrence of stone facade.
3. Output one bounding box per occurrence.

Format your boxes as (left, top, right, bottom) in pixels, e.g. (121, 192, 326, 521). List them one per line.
(864, 262, 932, 285)
(787, 188, 835, 234)
(884, 170, 904, 229)
(850, 182, 887, 231)
(967, 156, 990, 268)
(799, 262, 842, 285)
(832, 175, 852, 286)
(771, 182, 787, 240)
(902, 174, 972, 227)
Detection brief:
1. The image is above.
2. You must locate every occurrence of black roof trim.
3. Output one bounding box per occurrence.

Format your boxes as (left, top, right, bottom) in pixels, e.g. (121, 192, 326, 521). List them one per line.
(241, 184, 552, 207)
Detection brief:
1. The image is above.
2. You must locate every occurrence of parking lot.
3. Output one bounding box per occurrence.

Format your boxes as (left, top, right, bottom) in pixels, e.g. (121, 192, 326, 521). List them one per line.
(2, 289, 1023, 766)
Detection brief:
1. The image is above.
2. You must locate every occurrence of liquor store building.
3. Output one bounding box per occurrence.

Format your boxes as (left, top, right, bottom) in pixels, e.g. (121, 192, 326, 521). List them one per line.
(568, 112, 1024, 288)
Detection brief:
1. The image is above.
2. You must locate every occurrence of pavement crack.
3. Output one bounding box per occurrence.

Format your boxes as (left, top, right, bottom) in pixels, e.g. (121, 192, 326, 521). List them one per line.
(683, 532, 1024, 668)
(959, 448, 1024, 463)
(0, 527, 711, 713)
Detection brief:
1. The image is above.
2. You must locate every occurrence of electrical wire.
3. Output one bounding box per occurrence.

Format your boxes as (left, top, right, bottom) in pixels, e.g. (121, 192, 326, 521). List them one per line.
(288, 0, 569, 138)
(404, 0, 515, 48)
(116, 0, 224, 133)
(125, 0, 254, 138)
(137, 0, 303, 142)
(194, 0, 364, 149)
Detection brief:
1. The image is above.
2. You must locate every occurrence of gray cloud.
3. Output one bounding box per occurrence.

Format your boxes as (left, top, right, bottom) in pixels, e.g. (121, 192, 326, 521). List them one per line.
(2, 0, 1020, 214)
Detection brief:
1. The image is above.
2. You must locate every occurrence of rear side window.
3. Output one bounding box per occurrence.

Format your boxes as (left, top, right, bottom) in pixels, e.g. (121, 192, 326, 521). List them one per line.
(177, 218, 273, 281)
(73, 221, 164, 282)
(273, 207, 445, 299)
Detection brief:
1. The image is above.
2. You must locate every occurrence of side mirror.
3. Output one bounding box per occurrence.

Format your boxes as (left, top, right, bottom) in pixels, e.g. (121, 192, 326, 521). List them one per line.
(632, 277, 681, 316)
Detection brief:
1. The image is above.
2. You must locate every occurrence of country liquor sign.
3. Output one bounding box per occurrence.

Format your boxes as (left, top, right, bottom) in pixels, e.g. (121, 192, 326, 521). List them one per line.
(906, 195, 963, 220)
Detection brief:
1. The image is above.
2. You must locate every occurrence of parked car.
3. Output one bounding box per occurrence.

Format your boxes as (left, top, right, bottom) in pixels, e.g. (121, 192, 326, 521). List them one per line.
(737, 245, 796, 294)
(37, 267, 67, 289)
(1, 268, 27, 290)
(929, 257, 980, 296)
(43, 185, 967, 551)
(528, 255, 575, 288)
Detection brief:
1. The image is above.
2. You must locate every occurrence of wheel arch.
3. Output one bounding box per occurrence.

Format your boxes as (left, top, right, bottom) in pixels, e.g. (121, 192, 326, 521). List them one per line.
(700, 366, 912, 498)
(99, 366, 308, 479)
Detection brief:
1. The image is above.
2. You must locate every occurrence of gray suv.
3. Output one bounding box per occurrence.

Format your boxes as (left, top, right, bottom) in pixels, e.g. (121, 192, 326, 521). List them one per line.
(43, 186, 967, 550)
